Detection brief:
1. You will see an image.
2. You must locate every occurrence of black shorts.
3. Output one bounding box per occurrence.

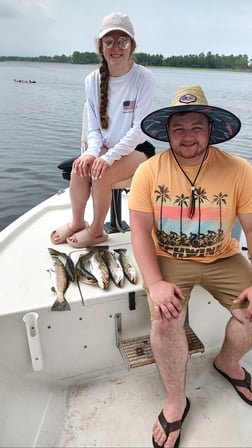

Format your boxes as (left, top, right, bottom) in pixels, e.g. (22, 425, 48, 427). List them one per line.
(135, 141, 155, 158)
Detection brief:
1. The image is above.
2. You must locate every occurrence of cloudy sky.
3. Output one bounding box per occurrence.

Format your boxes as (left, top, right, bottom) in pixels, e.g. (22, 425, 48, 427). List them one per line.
(0, 0, 252, 59)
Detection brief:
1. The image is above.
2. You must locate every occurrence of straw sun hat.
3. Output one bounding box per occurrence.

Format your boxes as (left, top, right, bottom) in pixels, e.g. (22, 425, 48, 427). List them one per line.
(141, 85, 241, 144)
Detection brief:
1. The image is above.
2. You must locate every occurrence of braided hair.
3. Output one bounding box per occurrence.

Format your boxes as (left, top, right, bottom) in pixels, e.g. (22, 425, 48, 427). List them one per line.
(97, 39, 136, 129)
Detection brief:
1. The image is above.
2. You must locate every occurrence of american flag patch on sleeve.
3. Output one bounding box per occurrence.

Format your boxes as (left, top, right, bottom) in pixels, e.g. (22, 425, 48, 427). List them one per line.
(123, 100, 136, 112)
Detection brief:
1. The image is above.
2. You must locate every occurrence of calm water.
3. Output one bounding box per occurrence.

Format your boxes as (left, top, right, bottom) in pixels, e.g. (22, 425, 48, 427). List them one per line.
(0, 61, 252, 230)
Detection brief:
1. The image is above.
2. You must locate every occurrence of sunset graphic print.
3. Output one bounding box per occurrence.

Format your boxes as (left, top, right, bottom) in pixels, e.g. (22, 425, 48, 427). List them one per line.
(155, 184, 228, 258)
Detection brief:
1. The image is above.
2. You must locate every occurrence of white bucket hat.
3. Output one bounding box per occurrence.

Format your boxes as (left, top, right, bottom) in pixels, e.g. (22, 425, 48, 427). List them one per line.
(98, 11, 135, 39)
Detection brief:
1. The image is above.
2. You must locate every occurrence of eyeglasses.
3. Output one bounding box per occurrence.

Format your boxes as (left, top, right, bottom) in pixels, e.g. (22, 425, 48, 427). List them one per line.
(102, 36, 131, 49)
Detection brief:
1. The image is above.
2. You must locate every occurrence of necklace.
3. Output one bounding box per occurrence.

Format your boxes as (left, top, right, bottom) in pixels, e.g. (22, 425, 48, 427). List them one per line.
(171, 148, 209, 218)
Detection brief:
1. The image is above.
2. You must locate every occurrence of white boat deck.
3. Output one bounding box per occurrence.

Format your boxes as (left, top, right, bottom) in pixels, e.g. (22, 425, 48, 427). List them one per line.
(56, 351, 252, 447)
(0, 188, 251, 447)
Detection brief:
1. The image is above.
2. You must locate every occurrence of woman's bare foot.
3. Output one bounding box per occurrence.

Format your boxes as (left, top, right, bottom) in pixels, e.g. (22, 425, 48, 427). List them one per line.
(50, 221, 88, 244)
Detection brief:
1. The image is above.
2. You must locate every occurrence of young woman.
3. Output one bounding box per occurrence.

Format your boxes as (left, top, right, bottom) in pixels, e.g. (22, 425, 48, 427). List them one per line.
(50, 11, 155, 248)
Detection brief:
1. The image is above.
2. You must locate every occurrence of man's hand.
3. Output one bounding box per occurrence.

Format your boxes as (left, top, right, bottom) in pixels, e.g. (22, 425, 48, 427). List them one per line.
(233, 286, 252, 320)
(149, 280, 185, 320)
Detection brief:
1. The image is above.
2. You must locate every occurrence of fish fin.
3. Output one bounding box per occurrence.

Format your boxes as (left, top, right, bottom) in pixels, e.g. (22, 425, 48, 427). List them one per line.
(116, 279, 124, 288)
(129, 277, 137, 285)
(114, 248, 127, 253)
(125, 273, 137, 284)
(87, 245, 109, 251)
(48, 247, 62, 256)
(65, 257, 77, 283)
(51, 298, 71, 311)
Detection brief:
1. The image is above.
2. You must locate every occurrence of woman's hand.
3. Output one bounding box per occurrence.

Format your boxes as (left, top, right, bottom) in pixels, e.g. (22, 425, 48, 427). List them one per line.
(72, 154, 95, 177)
(90, 157, 109, 180)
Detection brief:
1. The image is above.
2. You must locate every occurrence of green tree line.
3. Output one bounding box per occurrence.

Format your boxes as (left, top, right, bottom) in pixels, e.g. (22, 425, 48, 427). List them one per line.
(1, 51, 251, 70)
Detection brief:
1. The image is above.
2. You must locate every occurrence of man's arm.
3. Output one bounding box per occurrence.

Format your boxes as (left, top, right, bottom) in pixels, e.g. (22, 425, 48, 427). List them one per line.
(233, 213, 252, 319)
(239, 213, 252, 260)
(130, 209, 185, 320)
(130, 209, 162, 288)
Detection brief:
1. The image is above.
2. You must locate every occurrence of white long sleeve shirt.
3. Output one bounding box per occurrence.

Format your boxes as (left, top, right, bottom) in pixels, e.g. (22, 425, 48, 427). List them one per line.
(82, 63, 155, 166)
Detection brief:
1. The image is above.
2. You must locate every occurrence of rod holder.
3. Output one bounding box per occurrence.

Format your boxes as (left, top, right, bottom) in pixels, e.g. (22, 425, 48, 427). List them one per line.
(23, 312, 43, 371)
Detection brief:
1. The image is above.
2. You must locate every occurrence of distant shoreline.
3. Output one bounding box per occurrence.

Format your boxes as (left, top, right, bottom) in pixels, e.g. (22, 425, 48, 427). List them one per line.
(1, 52, 251, 71)
(2, 62, 251, 74)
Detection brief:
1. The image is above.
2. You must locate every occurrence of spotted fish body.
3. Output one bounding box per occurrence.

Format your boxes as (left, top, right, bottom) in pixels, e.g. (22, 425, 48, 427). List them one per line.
(49, 256, 71, 311)
(114, 249, 137, 284)
(48, 247, 76, 283)
(76, 252, 97, 285)
(84, 248, 110, 289)
(101, 248, 124, 287)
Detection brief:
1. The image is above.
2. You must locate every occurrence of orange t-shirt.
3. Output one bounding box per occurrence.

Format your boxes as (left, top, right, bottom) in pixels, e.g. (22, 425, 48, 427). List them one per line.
(129, 147, 252, 262)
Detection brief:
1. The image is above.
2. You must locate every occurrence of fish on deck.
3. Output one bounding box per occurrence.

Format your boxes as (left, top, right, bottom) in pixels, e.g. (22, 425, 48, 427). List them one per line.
(48, 250, 71, 311)
(48, 247, 76, 282)
(101, 248, 124, 287)
(75, 251, 98, 285)
(114, 249, 138, 284)
(84, 247, 110, 290)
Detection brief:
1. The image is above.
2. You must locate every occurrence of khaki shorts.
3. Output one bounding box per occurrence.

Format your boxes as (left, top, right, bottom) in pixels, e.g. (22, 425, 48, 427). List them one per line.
(145, 254, 252, 320)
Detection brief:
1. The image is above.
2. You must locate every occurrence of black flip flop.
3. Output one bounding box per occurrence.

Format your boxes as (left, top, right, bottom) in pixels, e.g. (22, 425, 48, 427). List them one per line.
(152, 397, 190, 448)
(214, 362, 252, 405)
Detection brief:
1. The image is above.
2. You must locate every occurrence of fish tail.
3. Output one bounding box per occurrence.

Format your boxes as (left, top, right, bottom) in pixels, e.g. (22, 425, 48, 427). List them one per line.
(51, 297, 71, 311)
(88, 245, 109, 251)
(48, 247, 60, 256)
(114, 248, 127, 254)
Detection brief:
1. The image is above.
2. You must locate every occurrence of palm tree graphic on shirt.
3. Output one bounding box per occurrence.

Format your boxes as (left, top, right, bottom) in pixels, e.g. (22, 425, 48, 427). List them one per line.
(154, 184, 226, 256)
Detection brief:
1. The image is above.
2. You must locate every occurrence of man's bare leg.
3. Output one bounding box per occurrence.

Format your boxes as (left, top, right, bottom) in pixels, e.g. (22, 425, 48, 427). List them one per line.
(151, 309, 188, 448)
(214, 308, 252, 402)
